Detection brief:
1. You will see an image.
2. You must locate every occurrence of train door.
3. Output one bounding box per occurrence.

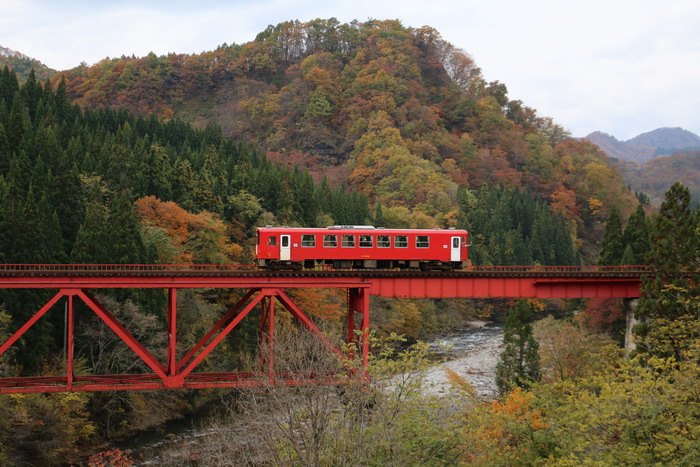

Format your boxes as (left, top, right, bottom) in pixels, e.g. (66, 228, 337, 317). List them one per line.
(450, 236, 461, 261)
(280, 235, 291, 261)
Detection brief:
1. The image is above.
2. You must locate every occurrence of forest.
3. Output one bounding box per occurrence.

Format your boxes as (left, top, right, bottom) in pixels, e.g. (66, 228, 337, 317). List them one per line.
(0, 17, 698, 465)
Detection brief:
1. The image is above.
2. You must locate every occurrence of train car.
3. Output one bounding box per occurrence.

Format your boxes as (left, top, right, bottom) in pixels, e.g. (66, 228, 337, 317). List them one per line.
(256, 225, 468, 270)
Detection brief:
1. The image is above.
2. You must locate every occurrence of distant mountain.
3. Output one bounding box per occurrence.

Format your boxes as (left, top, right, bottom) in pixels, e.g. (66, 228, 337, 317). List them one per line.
(583, 127, 700, 163)
(614, 149, 700, 206)
(0, 45, 56, 82)
(627, 127, 700, 157)
(584, 131, 655, 163)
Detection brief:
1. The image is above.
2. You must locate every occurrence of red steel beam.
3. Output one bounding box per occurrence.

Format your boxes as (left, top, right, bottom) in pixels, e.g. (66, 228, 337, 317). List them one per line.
(167, 288, 177, 377)
(0, 290, 65, 358)
(274, 288, 346, 360)
(177, 289, 257, 372)
(78, 290, 168, 379)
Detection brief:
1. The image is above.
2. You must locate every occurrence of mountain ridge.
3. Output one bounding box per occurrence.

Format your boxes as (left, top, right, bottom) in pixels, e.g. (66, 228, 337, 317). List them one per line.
(583, 127, 700, 163)
(0, 45, 56, 82)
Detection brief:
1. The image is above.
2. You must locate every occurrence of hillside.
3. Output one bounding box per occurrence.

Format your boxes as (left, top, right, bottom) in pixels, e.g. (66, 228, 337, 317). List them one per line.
(584, 127, 700, 162)
(615, 150, 700, 205)
(0, 45, 56, 82)
(53, 19, 637, 257)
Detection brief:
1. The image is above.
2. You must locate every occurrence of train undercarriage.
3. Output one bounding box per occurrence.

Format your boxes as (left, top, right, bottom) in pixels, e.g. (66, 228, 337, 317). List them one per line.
(258, 259, 467, 271)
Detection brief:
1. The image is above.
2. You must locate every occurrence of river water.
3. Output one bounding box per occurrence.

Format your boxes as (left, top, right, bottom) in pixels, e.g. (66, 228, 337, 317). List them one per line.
(120, 324, 504, 463)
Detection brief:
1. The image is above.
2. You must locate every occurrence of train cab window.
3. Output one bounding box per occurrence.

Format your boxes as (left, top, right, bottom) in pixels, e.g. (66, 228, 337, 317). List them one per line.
(359, 235, 373, 248)
(452, 237, 460, 248)
(323, 234, 338, 247)
(341, 234, 355, 248)
(377, 235, 391, 248)
(416, 235, 430, 248)
(301, 234, 316, 247)
(395, 235, 408, 248)
(268, 236, 277, 246)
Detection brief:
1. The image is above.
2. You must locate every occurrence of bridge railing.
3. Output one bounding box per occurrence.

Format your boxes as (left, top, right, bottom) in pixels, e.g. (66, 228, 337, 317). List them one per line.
(0, 263, 654, 274)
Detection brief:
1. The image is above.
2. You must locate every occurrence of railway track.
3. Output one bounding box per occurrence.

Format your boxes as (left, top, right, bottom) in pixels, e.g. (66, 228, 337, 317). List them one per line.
(0, 264, 665, 278)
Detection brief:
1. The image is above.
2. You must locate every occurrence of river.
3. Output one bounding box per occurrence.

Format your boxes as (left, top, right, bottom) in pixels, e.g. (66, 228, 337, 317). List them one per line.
(120, 324, 504, 464)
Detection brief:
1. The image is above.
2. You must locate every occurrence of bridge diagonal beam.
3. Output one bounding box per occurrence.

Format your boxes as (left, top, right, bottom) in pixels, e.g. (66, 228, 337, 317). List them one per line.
(177, 288, 258, 372)
(179, 291, 266, 379)
(0, 290, 65, 358)
(273, 288, 346, 360)
(78, 290, 167, 380)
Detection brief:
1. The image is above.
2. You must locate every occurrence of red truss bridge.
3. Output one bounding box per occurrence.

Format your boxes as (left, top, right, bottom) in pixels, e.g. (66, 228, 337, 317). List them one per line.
(0, 264, 663, 394)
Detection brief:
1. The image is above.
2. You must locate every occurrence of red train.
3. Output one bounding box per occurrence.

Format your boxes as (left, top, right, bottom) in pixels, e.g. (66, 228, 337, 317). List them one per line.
(256, 226, 469, 270)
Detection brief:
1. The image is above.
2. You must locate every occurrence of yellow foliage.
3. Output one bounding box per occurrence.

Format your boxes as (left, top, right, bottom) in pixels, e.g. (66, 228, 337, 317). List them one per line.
(444, 368, 478, 399)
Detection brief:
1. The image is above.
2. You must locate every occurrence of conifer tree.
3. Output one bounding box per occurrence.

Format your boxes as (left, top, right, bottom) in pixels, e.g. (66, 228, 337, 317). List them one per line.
(622, 204, 650, 265)
(599, 207, 624, 265)
(495, 299, 541, 396)
(636, 182, 700, 359)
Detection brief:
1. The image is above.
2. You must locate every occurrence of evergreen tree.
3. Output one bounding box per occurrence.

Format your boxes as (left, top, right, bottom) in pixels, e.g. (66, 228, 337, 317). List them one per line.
(636, 182, 700, 359)
(599, 207, 624, 265)
(621, 204, 650, 265)
(495, 299, 541, 396)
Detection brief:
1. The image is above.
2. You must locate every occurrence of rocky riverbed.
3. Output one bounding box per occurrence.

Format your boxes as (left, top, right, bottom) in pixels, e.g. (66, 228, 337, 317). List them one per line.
(422, 323, 503, 400)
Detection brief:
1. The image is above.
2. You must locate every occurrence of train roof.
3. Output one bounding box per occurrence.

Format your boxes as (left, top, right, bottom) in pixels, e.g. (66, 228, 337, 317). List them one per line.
(257, 226, 467, 233)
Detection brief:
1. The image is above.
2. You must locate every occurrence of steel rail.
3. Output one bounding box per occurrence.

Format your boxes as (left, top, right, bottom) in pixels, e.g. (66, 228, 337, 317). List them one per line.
(0, 263, 667, 278)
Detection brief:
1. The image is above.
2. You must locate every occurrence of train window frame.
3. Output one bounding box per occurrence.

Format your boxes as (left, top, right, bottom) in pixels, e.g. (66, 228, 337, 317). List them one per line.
(323, 234, 338, 247)
(416, 235, 430, 248)
(341, 234, 355, 248)
(394, 235, 408, 248)
(267, 235, 277, 246)
(377, 235, 391, 248)
(301, 234, 316, 247)
(359, 234, 373, 248)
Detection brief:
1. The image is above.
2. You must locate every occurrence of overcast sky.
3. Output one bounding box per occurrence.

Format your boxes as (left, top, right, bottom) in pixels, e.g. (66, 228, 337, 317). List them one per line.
(2, 0, 698, 140)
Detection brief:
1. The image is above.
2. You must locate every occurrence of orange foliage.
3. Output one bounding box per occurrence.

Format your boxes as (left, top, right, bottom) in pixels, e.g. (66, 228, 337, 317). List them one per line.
(88, 448, 134, 467)
(550, 185, 580, 221)
(467, 388, 547, 461)
(288, 288, 344, 321)
(490, 388, 547, 430)
(135, 196, 242, 264)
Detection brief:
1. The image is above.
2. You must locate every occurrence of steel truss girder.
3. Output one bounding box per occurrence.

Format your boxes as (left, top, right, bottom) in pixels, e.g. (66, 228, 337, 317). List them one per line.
(0, 285, 370, 394)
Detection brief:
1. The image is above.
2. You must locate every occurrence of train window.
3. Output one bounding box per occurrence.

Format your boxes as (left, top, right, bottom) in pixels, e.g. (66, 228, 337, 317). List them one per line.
(267, 236, 277, 246)
(452, 237, 459, 248)
(395, 235, 408, 248)
(301, 234, 316, 247)
(377, 235, 390, 248)
(281, 236, 289, 247)
(341, 234, 355, 247)
(359, 235, 373, 248)
(323, 234, 338, 247)
(416, 236, 430, 248)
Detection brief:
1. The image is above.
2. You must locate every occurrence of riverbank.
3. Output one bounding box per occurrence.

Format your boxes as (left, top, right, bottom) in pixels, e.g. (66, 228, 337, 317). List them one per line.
(423, 324, 503, 400)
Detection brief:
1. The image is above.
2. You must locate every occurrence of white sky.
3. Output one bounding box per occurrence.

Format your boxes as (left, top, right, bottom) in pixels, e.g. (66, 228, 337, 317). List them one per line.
(2, 0, 698, 140)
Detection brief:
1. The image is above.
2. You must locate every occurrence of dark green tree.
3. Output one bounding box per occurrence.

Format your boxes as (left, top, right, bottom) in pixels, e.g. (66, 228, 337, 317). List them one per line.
(495, 299, 541, 396)
(599, 207, 624, 265)
(621, 204, 650, 265)
(636, 182, 700, 359)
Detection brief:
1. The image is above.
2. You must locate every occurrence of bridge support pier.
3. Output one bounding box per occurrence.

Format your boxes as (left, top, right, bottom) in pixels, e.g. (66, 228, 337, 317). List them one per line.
(623, 298, 642, 357)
